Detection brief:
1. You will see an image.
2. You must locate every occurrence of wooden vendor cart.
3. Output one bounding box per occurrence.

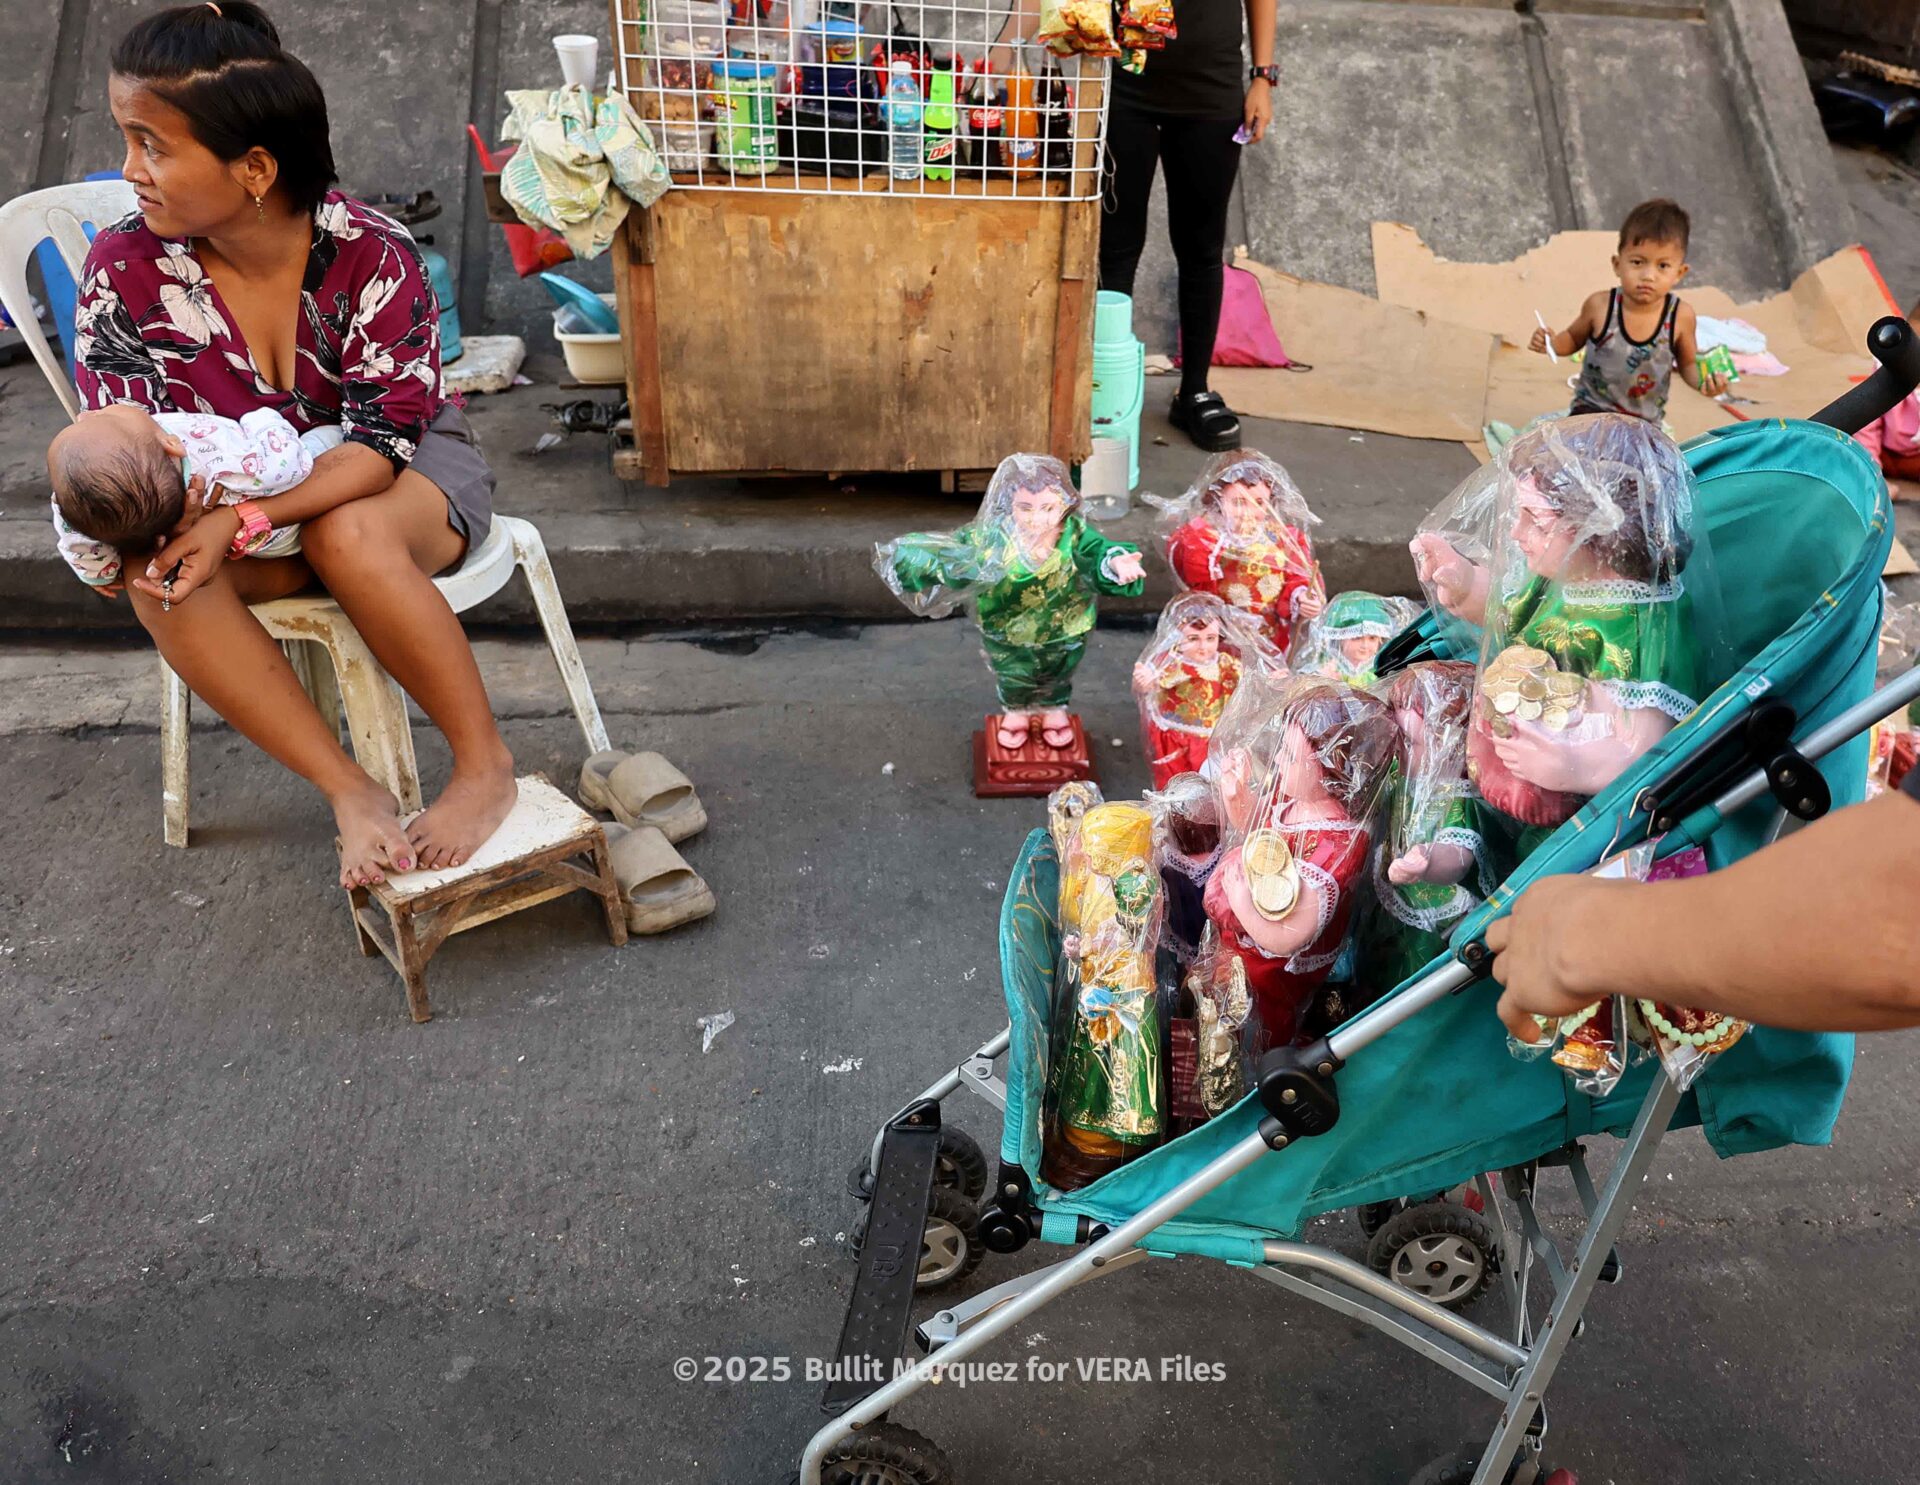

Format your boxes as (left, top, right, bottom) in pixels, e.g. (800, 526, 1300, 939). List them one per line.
(607, 0, 1107, 487)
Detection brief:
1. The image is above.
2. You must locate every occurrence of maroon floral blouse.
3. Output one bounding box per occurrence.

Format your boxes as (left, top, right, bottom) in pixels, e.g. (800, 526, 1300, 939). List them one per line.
(74, 191, 446, 468)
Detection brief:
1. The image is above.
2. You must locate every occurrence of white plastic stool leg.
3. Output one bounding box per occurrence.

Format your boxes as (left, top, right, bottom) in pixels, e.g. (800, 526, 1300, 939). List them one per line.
(160, 659, 191, 848)
(313, 620, 423, 813)
(503, 516, 611, 756)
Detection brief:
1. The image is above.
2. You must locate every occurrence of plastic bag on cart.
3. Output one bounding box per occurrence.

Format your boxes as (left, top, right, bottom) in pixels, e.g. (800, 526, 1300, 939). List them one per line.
(1355, 660, 1498, 1001)
(1454, 414, 1729, 845)
(1149, 447, 1326, 653)
(1037, 0, 1119, 57)
(1198, 678, 1398, 1048)
(1043, 791, 1166, 1190)
(1869, 595, 1920, 796)
(1132, 592, 1286, 790)
(1290, 590, 1421, 689)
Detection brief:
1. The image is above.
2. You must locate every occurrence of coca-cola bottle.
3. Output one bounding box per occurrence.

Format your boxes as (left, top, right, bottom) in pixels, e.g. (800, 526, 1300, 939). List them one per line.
(964, 58, 1006, 179)
(1036, 58, 1073, 178)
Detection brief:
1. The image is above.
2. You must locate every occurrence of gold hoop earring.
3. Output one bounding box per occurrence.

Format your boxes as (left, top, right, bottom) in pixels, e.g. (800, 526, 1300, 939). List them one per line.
(254, 194, 264, 223)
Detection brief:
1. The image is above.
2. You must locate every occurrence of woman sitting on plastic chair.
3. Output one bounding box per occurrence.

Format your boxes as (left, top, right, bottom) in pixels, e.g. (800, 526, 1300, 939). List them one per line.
(58, 2, 515, 888)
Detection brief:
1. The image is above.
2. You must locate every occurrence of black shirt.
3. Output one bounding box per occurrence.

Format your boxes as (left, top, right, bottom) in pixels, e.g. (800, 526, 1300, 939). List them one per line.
(1112, 0, 1246, 119)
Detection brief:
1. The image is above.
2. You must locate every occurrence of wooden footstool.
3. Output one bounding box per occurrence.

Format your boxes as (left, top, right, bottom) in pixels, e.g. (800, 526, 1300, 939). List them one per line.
(347, 774, 628, 1022)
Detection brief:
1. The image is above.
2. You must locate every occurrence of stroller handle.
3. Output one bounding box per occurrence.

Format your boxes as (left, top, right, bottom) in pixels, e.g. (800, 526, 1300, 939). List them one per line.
(1810, 315, 1920, 434)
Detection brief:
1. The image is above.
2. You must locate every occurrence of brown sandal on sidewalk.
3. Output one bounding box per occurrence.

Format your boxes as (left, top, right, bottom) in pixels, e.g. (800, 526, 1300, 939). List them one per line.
(579, 750, 708, 843)
(604, 822, 716, 934)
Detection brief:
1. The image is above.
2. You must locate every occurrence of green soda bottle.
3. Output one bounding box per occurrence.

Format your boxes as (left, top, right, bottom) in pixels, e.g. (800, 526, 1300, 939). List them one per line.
(924, 57, 957, 182)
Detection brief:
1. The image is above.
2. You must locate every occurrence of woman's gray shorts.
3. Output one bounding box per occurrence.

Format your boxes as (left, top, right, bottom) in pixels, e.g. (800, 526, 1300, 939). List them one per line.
(410, 401, 495, 558)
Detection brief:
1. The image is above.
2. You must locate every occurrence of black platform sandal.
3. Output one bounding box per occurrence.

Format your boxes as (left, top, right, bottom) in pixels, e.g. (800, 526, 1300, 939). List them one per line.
(1169, 390, 1242, 451)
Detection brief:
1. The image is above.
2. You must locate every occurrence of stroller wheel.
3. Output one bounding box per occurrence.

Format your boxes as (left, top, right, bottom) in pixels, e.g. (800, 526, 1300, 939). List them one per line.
(931, 1128, 990, 1203)
(1354, 1199, 1403, 1239)
(821, 1421, 956, 1485)
(849, 1128, 989, 1204)
(1368, 1202, 1497, 1309)
(1408, 1444, 1573, 1485)
(850, 1187, 986, 1292)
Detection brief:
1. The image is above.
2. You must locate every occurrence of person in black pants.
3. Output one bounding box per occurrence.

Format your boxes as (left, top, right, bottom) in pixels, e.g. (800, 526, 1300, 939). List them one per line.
(1101, 0, 1277, 450)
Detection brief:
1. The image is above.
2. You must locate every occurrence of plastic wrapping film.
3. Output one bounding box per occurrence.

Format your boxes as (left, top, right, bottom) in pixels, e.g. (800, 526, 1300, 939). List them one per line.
(1409, 454, 1504, 659)
(1415, 414, 1729, 844)
(1354, 660, 1499, 1002)
(1197, 678, 1398, 1047)
(873, 452, 1145, 713)
(1132, 592, 1287, 789)
(1144, 770, 1223, 964)
(1042, 786, 1166, 1190)
(1037, 0, 1119, 57)
(1149, 447, 1327, 653)
(1290, 590, 1422, 689)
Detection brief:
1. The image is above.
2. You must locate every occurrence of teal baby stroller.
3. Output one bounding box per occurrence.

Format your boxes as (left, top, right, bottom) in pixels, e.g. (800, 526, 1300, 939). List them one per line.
(799, 322, 1920, 1485)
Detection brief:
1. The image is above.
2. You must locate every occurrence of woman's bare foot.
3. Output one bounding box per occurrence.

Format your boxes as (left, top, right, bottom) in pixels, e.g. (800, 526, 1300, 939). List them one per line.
(406, 753, 517, 871)
(995, 711, 1032, 751)
(331, 780, 414, 889)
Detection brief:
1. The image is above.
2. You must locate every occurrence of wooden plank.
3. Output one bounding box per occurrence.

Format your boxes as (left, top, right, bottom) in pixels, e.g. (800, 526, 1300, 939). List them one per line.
(612, 211, 670, 486)
(1049, 198, 1097, 465)
(648, 191, 1071, 473)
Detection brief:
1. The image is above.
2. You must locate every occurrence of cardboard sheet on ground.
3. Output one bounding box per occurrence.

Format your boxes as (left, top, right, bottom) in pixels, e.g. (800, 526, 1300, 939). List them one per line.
(1203, 250, 1494, 443)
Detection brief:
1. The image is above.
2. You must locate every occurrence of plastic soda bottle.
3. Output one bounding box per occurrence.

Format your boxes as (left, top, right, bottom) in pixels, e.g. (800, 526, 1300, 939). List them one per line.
(923, 56, 956, 181)
(965, 58, 1006, 178)
(886, 59, 923, 181)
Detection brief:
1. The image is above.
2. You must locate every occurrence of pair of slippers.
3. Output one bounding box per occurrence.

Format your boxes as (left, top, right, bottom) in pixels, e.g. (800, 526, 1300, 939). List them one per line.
(580, 750, 716, 935)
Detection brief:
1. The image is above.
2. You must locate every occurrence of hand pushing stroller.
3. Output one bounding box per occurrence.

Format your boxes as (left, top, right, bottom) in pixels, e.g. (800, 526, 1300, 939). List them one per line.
(797, 321, 1920, 1485)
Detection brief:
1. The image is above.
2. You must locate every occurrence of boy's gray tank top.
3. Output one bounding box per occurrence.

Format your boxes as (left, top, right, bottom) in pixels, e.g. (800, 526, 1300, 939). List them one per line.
(1572, 289, 1678, 424)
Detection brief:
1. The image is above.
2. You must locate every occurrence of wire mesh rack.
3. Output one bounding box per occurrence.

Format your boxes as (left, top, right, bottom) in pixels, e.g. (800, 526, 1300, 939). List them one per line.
(613, 0, 1111, 199)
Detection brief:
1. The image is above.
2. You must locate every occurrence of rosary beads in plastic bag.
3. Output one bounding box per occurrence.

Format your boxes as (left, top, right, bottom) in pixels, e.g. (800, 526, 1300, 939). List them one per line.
(1133, 592, 1285, 788)
(1151, 447, 1326, 652)
(1633, 846, 1747, 1091)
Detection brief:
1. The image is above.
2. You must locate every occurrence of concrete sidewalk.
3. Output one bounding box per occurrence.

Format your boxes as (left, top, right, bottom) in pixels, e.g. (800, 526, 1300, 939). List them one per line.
(0, 352, 1478, 633)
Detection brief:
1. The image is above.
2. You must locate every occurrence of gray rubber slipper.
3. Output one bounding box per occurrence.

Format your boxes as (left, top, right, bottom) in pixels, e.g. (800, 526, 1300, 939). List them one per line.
(579, 750, 708, 843)
(604, 822, 716, 934)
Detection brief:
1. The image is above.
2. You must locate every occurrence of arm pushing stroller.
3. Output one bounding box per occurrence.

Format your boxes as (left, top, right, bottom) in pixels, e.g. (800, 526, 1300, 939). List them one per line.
(797, 319, 1920, 1485)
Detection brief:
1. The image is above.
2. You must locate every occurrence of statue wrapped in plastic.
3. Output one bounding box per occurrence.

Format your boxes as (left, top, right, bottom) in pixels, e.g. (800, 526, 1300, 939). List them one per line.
(1356, 661, 1502, 1002)
(1290, 590, 1421, 689)
(875, 453, 1146, 783)
(1043, 790, 1166, 1190)
(1197, 677, 1398, 1046)
(1409, 414, 1726, 853)
(1131, 592, 1285, 789)
(1157, 448, 1326, 652)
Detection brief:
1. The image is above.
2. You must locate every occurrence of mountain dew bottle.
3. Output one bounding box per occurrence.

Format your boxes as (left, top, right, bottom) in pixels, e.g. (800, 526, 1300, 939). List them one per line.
(924, 57, 957, 182)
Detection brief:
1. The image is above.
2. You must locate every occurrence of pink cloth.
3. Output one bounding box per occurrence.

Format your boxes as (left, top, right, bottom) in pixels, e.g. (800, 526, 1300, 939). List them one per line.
(1854, 388, 1920, 466)
(1173, 263, 1293, 369)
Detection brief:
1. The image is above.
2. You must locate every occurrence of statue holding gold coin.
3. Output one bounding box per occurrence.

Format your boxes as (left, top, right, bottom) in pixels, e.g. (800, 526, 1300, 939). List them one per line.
(1409, 413, 1725, 852)
(1198, 679, 1398, 1046)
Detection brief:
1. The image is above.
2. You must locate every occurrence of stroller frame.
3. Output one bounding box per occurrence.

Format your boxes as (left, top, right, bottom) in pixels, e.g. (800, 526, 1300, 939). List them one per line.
(799, 600, 1920, 1481)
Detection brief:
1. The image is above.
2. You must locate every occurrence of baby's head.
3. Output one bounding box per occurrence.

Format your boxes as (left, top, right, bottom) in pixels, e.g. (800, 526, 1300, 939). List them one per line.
(1611, 198, 1691, 308)
(48, 405, 188, 552)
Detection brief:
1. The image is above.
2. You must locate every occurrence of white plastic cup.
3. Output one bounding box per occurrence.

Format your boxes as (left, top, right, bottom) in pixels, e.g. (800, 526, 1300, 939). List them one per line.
(555, 34, 600, 89)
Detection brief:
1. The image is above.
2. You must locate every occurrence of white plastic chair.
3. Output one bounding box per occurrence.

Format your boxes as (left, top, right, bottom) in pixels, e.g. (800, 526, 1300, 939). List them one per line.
(0, 181, 612, 845)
